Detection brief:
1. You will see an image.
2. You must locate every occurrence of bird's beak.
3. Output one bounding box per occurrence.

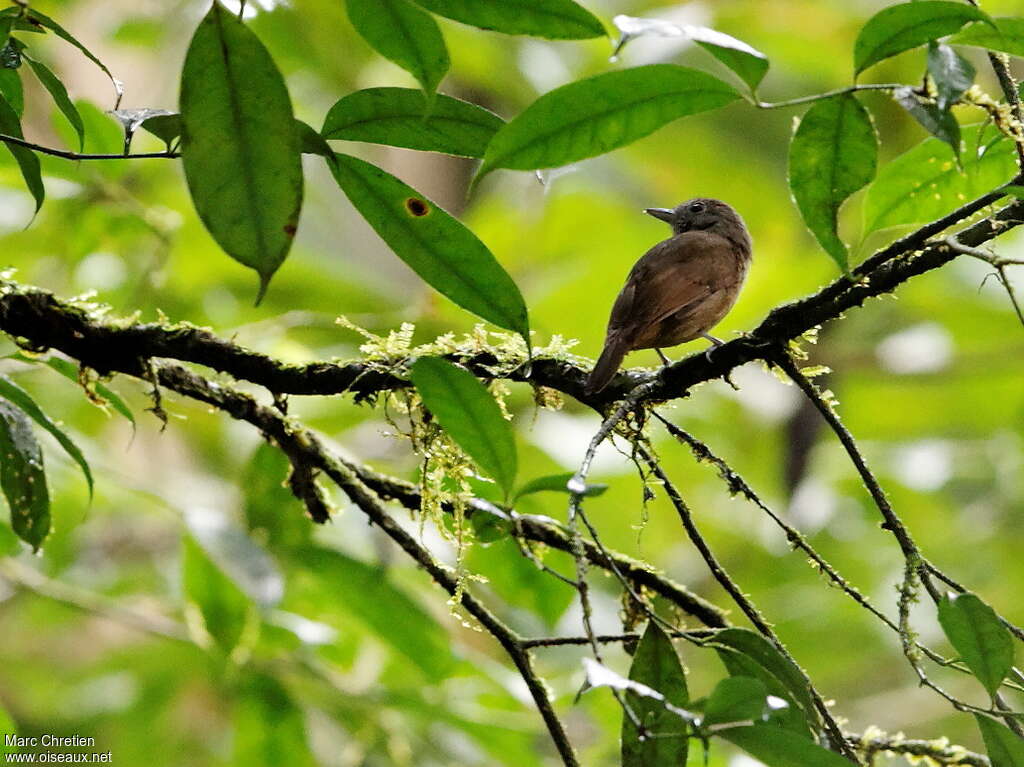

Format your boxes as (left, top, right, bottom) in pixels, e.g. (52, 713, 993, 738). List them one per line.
(644, 207, 674, 223)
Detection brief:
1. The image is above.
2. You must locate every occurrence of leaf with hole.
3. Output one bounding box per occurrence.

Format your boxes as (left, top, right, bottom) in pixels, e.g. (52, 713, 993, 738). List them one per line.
(180, 2, 303, 303)
(853, 2, 992, 76)
(322, 87, 504, 158)
(950, 17, 1024, 58)
(329, 152, 529, 344)
(937, 592, 1014, 697)
(0, 400, 49, 551)
(622, 622, 689, 767)
(788, 94, 876, 273)
(477, 65, 739, 181)
(409, 357, 517, 497)
(346, 0, 449, 98)
(409, 0, 604, 40)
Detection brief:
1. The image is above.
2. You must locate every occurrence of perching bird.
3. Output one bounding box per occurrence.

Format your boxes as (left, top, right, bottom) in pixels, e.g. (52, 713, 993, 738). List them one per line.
(584, 198, 753, 395)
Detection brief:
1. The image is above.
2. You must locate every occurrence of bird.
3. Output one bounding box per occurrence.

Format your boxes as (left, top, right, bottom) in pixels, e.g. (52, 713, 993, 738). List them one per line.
(584, 198, 753, 395)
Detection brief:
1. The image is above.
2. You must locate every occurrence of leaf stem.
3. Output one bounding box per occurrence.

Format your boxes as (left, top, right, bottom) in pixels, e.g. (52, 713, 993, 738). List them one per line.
(755, 83, 903, 109)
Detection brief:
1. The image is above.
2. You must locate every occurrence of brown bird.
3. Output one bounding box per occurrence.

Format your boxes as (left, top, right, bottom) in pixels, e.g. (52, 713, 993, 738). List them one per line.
(584, 198, 753, 395)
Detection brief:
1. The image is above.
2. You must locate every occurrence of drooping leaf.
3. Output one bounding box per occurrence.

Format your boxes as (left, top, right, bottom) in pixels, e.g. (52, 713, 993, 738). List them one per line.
(928, 42, 974, 111)
(975, 714, 1024, 767)
(0, 90, 43, 214)
(294, 119, 332, 158)
(9, 353, 135, 428)
(894, 86, 960, 160)
(0, 400, 49, 551)
(863, 124, 1016, 233)
(140, 112, 181, 149)
(233, 672, 317, 767)
(23, 55, 83, 150)
(409, 357, 517, 497)
(477, 65, 739, 180)
(346, 0, 449, 98)
(182, 533, 253, 652)
(853, 2, 992, 76)
(0, 376, 92, 499)
(22, 9, 122, 103)
(718, 725, 854, 767)
(686, 26, 769, 92)
(787, 94, 877, 273)
(328, 152, 530, 343)
(622, 622, 689, 767)
(950, 17, 1024, 58)
(409, 0, 605, 40)
(0, 68, 22, 117)
(322, 87, 504, 158)
(937, 592, 1014, 697)
(179, 2, 303, 303)
(514, 472, 607, 501)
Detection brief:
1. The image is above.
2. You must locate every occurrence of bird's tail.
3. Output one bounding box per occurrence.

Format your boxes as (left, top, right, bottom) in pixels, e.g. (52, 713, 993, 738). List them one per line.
(585, 337, 628, 395)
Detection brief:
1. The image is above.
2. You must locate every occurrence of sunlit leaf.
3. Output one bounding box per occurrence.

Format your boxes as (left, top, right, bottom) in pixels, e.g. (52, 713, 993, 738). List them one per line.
(329, 152, 530, 343)
(894, 86, 960, 160)
(409, 0, 604, 40)
(949, 17, 1024, 58)
(514, 472, 607, 500)
(788, 94, 876, 273)
(718, 724, 853, 767)
(23, 55, 83, 150)
(0, 91, 43, 214)
(0, 376, 91, 499)
(928, 42, 974, 111)
(938, 592, 1014, 697)
(410, 357, 517, 496)
(477, 65, 739, 180)
(975, 714, 1024, 767)
(622, 622, 689, 767)
(182, 533, 253, 652)
(322, 87, 503, 158)
(179, 2, 303, 303)
(0, 401, 49, 551)
(853, 2, 992, 76)
(346, 0, 449, 98)
(863, 124, 1016, 233)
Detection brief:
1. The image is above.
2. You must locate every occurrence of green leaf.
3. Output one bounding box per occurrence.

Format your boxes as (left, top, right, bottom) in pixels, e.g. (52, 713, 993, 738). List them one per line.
(409, 357, 517, 496)
(687, 26, 769, 93)
(233, 672, 317, 767)
(0, 702, 14, 755)
(140, 112, 181, 150)
(0, 376, 91, 500)
(10, 354, 134, 428)
(787, 94, 876, 273)
(622, 622, 689, 767)
(0, 400, 49, 551)
(894, 86, 960, 160)
(975, 714, 1024, 767)
(863, 124, 1016, 233)
(715, 648, 813, 737)
(23, 55, 83, 151)
(478, 65, 739, 179)
(182, 533, 253, 652)
(1001, 185, 1024, 200)
(328, 152, 529, 342)
(22, 9, 121, 101)
(708, 628, 818, 733)
(937, 592, 1014, 697)
(409, 0, 604, 40)
(294, 118, 332, 158)
(242, 443, 311, 552)
(346, 0, 449, 99)
(0, 90, 43, 214)
(950, 17, 1024, 58)
(322, 87, 504, 158)
(928, 42, 974, 111)
(853, 2, 992, 76)
(179, 2, 303, 304)
(718, 725, 854, 767)
(0, 68, 22, 117)
(704, 676, 773, 727)
(514, 472, 607, 500)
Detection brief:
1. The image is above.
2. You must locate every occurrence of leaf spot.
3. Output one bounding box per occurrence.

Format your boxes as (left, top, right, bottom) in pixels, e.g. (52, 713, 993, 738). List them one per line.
(405, 197, 430, 217)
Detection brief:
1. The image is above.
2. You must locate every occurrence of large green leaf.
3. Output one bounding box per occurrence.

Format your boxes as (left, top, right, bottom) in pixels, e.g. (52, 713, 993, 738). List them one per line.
(928, 42, 974, 111)
(23, 55, 83, 150)
(0, 401, 49, 551)
(853, 2, 992, 76)
(477, 65, 739, 180)
(937, 592, 1014, 697)
(328, 152, 529, 343)
(0, 376, 92, 499)
(863, 124, 1016, 233)
(718, 725, 853, 767)
(409, 357, 517, 497)
(409, 0, 604, 40)
(788, 94, 876, 273)
(622, 622, 689, 767)
(179, 2, 303, 303)
(950, 17, 1024, 58)
(703, 676, 773, 727)
(715, 648, 813, 737)
(0, 90, 43, 214)
(346, 0, 449, 98)
(975, 714, 1024, 767)
(182, 533, 253, 652)
(322, 87, 503, 158)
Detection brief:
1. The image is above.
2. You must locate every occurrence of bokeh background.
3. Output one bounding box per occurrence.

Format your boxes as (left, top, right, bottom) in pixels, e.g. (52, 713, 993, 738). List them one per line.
(0, 0, 1021, 764)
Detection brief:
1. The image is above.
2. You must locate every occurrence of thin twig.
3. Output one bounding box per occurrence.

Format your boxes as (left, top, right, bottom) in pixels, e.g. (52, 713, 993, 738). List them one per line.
(0, 133, 180, 161)
(756, 83, 904, 109)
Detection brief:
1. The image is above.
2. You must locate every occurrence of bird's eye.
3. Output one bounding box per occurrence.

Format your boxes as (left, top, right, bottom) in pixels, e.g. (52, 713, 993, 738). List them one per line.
(689, 202, 705, 213)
